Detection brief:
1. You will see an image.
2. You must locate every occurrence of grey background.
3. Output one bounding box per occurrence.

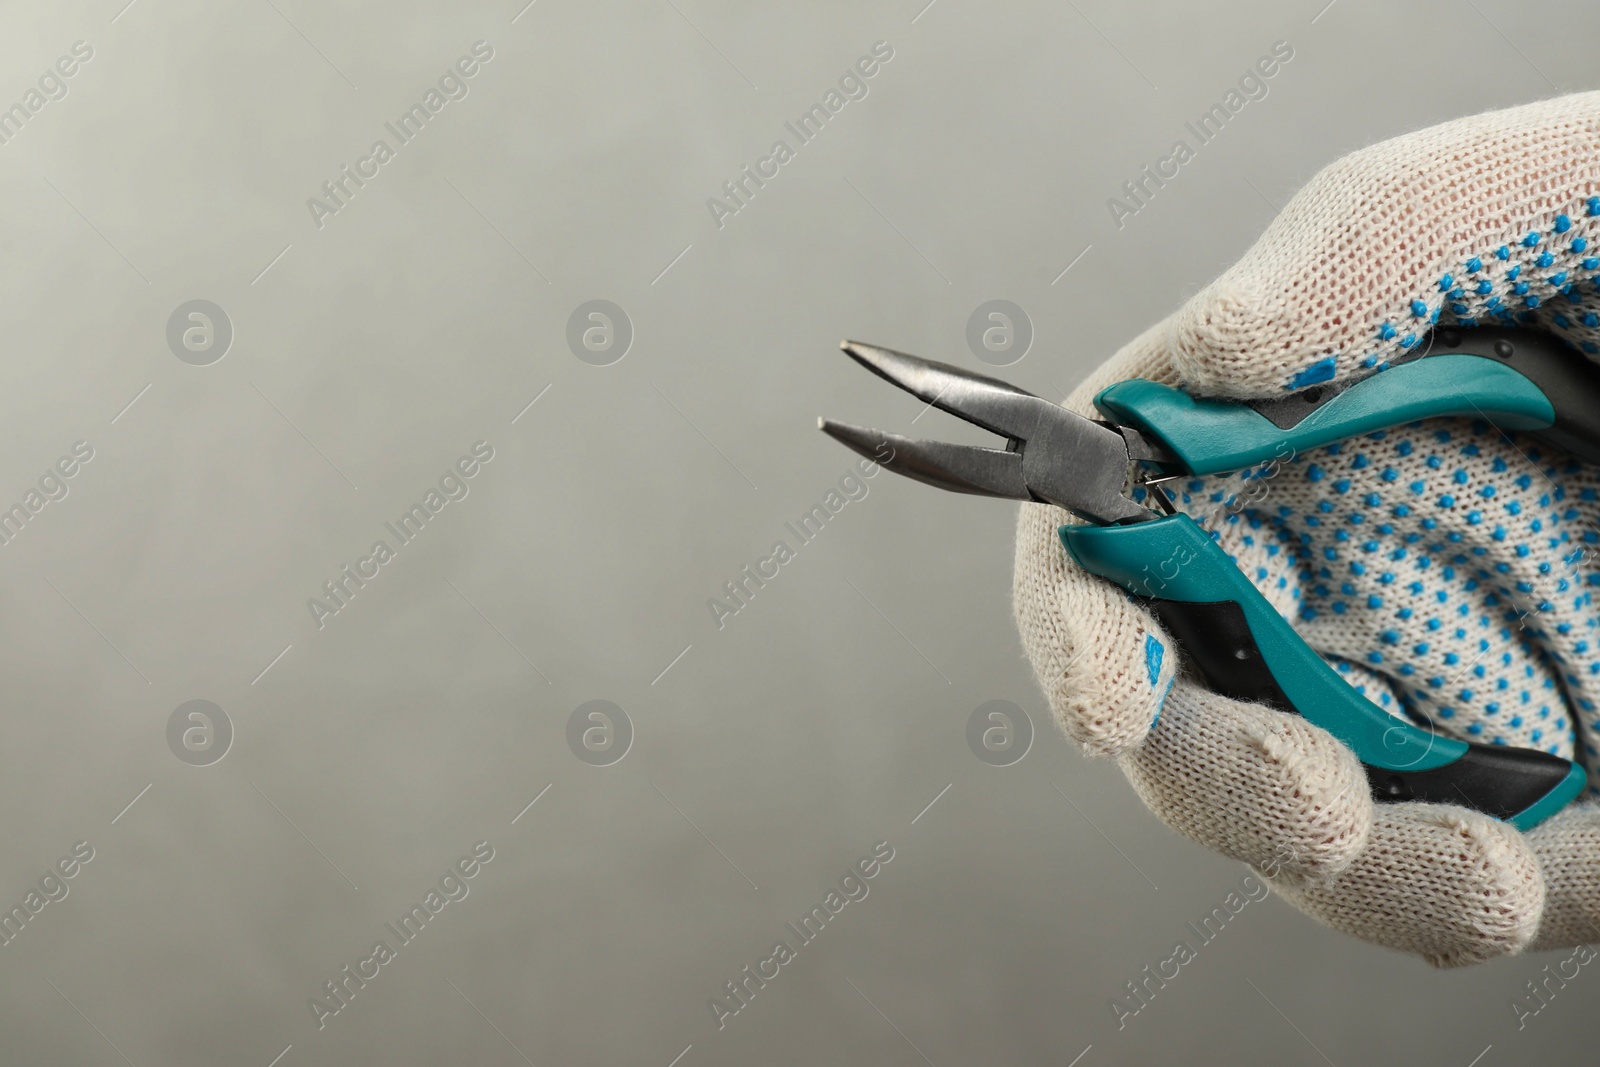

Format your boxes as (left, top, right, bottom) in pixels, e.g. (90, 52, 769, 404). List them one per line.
(0, 0, 1592, 1064)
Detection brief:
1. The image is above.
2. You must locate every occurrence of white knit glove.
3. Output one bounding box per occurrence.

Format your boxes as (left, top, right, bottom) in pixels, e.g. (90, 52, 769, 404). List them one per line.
(1017, 93, 1600, 967)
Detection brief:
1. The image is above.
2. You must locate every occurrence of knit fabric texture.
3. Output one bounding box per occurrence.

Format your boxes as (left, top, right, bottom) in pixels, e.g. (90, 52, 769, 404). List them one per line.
(1167, 93, 1600, 397)
(1168, 419, 1597, 765)
(1014, 92, 1600, 965)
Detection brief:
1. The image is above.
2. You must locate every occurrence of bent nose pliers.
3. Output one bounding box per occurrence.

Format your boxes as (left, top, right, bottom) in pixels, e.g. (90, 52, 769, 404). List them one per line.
(820, 325, 1598, 830)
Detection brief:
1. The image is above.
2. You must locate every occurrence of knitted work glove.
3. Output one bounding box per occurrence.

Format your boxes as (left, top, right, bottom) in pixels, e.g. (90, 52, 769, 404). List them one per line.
(1016, 92, 1600, 967)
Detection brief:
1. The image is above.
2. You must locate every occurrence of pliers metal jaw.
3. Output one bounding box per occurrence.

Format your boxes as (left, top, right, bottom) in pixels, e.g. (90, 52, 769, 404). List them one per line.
(819, 341, 1174, 526)
(822, 327, 1598, 831)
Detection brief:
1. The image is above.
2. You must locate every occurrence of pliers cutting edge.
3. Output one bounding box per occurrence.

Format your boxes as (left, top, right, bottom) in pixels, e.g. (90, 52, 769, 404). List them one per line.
(821, 325, 1600, 830)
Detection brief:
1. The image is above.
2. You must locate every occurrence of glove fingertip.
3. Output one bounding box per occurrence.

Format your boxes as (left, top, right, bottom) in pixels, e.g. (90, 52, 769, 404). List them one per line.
(1014, 504, 1174, 758)
(1057, 624, 1177, 758)
(1126, 684, 1372, 881)
(1525, 803, 1600, 952)
(1273, 803, 1544, 968)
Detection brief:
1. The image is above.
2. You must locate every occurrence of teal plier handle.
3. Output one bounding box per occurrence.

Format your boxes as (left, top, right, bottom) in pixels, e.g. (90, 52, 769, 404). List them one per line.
(1095, 325, 1600, 474)
(1065, 326, 1596, 829)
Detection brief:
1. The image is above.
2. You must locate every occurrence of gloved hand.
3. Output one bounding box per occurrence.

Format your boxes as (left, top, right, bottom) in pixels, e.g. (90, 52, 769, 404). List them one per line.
(1016, 92, 1600, 967)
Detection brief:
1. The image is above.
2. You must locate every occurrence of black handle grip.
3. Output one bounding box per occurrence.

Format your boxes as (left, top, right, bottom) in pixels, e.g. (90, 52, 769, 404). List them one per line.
(1432, 325, 1600, 465)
